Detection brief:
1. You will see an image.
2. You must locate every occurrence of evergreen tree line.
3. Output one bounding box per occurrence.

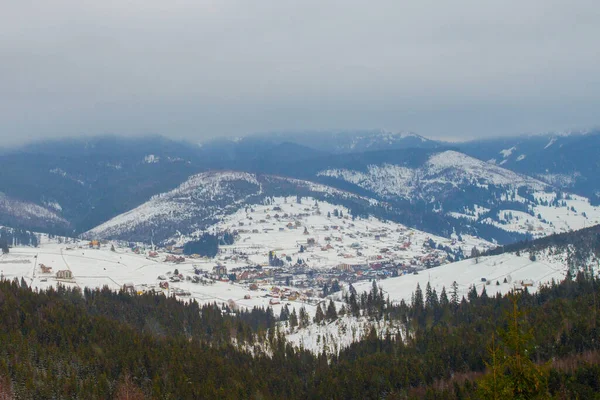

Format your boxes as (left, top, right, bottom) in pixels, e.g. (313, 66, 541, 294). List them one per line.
(1, 271, 600, 398)
(0, 227, 39, 250)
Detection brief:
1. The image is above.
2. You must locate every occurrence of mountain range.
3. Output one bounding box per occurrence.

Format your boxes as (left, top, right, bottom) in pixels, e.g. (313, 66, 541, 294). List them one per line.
(1, 129, 599, 245)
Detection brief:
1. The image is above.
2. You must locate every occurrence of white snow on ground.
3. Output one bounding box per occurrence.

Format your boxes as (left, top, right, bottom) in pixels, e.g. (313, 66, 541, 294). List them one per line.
(285, 314, 404, 354)
(0, 228, 574, 355)
(317, 150, 546, 201)
(44, 201, 63, 212)
(86, 171, 261, 238)
(318, 165, 414, 198)
(536, 173, 579, 187)
(286, 248, 570, 354)
(544, 138, 557, 149)
(86, 172, 380, 242)
(353, 250, 567, 305)
(186, 196, 492, 270)
(448, 205, 491, 222)
(499, 146, 516, 158)
(485, 192, 600, 238)
(0, 193, 68, 226)
(143, 154, 160, 163)
(0, 242, 304, 317)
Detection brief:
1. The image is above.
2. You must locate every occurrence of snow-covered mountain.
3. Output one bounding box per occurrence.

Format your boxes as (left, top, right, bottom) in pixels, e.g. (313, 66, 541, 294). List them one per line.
(0, 193, 70, 233)
(3, 131, 600, 246)
(84, 145, 600, 245)
(459, 130, 600, 203)
(318, 150, 546, 200)
(85, 171, 380, 243)
(315, 150, 600, 241)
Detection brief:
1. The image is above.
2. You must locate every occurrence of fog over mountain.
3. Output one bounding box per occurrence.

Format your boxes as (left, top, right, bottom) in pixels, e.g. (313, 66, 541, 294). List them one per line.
(1, 0, 599, 145)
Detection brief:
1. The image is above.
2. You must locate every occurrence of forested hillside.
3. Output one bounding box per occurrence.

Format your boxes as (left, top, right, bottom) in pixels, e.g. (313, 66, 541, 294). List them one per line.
(1, 269, 599, 398)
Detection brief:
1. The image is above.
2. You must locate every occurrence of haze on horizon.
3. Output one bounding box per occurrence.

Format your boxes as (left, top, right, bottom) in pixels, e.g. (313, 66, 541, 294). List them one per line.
(1, 0, 599, 146)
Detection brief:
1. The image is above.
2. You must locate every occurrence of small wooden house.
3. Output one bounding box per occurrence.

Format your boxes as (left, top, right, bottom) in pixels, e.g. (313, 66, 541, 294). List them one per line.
(56, 270, 72, 279)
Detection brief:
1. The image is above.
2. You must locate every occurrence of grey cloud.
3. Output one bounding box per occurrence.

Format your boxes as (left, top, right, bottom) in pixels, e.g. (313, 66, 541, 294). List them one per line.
(1, 0, 599, 145)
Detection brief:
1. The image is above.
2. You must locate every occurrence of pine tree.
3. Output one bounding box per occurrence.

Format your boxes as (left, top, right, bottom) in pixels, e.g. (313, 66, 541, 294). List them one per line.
(299, 306, 310, 328)
(477, 333, 511, 399)
(413, 283, 424, 310)
(314, 304, 325, 324)
(439, 286, 449, 308)
(280, 304, 290, 321)
(479, 295, 549, 398)
(500, 296, 549, 398)
(480, 285, 488, 301)
(349, 290, 360, 317)
(425, 282, 438, 309)
(468, 285, 479, 302)
(450, 281, 459, 306)
(331, 280, 341, 293)
(326, 299, 338, 321)
(289, 308, 298, 329)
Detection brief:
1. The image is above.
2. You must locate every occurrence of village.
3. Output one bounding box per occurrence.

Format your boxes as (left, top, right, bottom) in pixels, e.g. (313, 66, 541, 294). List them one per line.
(0, 197, 568, 354)
(0, 197, 493, 312)
(87, 197, 493, 302)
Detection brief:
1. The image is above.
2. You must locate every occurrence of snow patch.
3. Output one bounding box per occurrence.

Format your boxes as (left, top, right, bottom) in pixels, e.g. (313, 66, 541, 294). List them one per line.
(544, 138, 557, 149)
(144, 154, 160, 163)
(499, 146, 516, 158)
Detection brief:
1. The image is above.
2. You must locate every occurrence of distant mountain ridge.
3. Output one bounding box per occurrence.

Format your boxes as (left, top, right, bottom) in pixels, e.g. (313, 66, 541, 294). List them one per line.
(1, 130, 599, 246)
(458, 129, 600, 203)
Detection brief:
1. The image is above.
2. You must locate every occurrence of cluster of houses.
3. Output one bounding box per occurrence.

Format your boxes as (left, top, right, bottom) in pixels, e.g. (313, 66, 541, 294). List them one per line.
(63, 200, 497, 301)
(38, 262, 73, 280)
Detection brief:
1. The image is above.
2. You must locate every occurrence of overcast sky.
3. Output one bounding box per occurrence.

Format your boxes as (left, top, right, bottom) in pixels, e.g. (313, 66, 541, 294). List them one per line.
(1, 0, 599, 145)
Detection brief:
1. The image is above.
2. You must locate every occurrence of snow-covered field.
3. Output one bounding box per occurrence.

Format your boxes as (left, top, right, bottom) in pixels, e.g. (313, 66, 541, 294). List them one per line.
(0, 243, 280, 310)
(0, 237, 574, 355)
(0, 200, 578, 356)
(481, 192, 600, 238)
(353, 250, 568, 304)
(191, 196, 492, 270)
(284, 249, 570, 354)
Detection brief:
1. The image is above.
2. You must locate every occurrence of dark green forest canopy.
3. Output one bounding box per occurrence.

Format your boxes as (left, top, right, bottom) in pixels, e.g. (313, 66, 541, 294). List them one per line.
(0, 268, 599, 399)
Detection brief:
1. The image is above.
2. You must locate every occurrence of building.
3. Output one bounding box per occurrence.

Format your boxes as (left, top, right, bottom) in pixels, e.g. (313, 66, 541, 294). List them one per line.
(213, 265, 227, 276)
(39, 264, 52, 274)
(56, 270, 73, 279)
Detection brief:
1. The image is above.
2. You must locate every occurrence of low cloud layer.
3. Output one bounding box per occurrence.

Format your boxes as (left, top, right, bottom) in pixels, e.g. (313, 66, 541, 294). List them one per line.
(1, 0, 599, 145)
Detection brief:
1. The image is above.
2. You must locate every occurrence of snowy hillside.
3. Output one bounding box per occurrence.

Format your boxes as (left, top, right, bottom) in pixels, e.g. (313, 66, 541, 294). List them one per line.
(86, 171, 263, 242)
(0, 242, 300, 317)
(0, 219, 589, 355)
(85, 172, 381, 243)
(459, 130, 600, 203)
(453, 191, 600, 239)
(354, 250, 568, 305)
(318, 150, 600, 240)
(192, 196, 491, 270)
(0, 193, 70, 232)
(286, 246, 576, 354)
(318, 150, 546, 200)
